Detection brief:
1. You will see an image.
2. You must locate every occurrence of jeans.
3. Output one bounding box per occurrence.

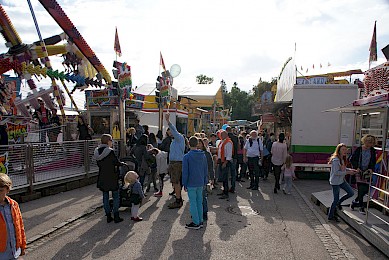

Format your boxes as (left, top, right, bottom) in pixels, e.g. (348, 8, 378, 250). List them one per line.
(187, 186, 204, 225)
(273, 165, 282, 190)
(220, 161, 231, 195)
(284, 176, 293, 193)
(328, 181, 354, 219)
(247, 157, 260, 188)
(203, 186, 208, 217)
(357, 183, 369, 209)
(230, 158, 237, 190)
(103, 190, 119, 215)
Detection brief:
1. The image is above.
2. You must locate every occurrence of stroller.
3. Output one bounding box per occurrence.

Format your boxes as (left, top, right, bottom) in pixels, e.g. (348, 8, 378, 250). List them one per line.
(110, 160, 141, 209)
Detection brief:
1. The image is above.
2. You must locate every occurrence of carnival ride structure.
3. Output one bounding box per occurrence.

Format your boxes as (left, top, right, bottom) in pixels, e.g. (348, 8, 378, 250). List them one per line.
(0, 0, 112, 121)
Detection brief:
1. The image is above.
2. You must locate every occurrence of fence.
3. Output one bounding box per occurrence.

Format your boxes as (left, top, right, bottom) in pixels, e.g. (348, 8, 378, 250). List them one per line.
(366, 171, 389, 227)
(2, 139, 123, 194)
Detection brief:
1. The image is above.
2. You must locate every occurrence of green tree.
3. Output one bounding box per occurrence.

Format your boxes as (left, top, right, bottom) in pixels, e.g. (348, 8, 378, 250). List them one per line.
(252, 77, 277, 101)
(196, 74, 214, 84)
(223, 82, 255, 120)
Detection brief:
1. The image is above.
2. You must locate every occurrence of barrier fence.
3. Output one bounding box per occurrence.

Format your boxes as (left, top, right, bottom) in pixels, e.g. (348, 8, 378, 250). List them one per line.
(3, 139, 123, 194)
(366, 171, 389, 226)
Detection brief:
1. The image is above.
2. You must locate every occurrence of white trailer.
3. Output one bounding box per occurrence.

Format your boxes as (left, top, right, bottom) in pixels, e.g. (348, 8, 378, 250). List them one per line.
(291, 84, 359, 171)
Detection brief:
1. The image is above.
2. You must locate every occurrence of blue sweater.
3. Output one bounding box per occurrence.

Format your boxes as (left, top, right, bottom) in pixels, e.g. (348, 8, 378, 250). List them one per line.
(182, 150, 208, 188)
(168, 122, 185, 162)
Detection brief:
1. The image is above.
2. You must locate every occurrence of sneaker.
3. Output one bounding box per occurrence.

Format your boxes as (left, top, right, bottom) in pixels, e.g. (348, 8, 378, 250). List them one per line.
(328, 216, 340, 223)
(274, 188, 277, 194)
(282, 189, 286, 195)
(359, 208, 366, 215)
(247, 186, 253, 189)
(185, 222, 201, 230)
(169, 191, 175, 196)
(337, 204, 343, 211)
(217, 192, 225, 196)
(199, 222, 204, 228)
(131, 217, 143, 222)
(146, 187, 150, 193)
(286, 192, 291, 195)
(350, 203, 355, 211)
(228, 188, 235, 193)
(251, 186, 258, 190)
(154, 188, 159, 192)
(168, 200, 183, 209)
(154, 191, 163, 197)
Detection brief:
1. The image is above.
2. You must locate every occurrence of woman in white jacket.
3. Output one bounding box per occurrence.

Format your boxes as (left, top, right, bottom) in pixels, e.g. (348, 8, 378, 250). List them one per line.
(328, 143, 357, 222)
(153, 148, 169, 197)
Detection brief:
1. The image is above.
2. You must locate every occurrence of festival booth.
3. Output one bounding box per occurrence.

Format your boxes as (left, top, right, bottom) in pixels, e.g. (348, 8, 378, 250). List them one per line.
(326, 61, 389, 214)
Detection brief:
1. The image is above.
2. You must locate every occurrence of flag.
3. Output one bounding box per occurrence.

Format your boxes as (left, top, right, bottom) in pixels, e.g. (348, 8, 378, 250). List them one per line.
(328, 62, 331, 67)
(369, 21, 377, 64)
(300, 66, 303, 71)
(312, 64, 315, 69)
(160, 52, 166, 72)
(320, 63, 322, 69)
(114, 27, 122, 57)
(306, 68, 308, 73)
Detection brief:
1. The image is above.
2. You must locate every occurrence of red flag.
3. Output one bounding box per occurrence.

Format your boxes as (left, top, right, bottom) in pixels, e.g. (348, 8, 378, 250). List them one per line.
(160, 52, 166, 72)
(300, 66, 303, 71)
(369, 21, 377, 64)
(312, 64, 315, 69)
(114, 27, 122, 57)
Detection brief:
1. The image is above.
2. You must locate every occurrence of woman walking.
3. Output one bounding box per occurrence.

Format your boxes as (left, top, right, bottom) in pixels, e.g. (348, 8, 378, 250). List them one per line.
(328, 143, 357, 222)
(271, 133, 288, 193)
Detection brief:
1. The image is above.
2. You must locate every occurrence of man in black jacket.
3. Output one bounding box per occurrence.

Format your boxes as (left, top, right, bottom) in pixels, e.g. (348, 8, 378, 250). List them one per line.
(226, 126, 238, 193)
(94, 134, 126, 223)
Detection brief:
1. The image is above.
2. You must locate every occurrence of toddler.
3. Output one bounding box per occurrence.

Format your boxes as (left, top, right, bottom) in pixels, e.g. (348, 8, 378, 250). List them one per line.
(282, 155, 296, 194)
(123, 171, 145, 222)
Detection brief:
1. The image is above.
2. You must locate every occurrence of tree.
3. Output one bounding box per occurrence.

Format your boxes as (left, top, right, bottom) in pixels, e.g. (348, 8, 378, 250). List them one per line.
(196, 74, 214, 84)
(223, 82, 255, 120)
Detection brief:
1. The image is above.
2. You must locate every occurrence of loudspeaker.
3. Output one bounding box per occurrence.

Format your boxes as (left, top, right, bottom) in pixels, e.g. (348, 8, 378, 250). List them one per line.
(382, 44, 389, 61)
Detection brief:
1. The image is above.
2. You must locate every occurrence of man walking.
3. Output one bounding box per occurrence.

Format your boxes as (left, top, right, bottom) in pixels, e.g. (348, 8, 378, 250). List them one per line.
(243, 130, 263, 190)
(165, 113, 185, 209)
(226, 126, 238, 193)
(217, 130, 233, 200)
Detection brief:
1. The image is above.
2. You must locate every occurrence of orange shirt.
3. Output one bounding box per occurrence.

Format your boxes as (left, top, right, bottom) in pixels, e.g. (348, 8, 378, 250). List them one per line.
(0, 196, 26, 253)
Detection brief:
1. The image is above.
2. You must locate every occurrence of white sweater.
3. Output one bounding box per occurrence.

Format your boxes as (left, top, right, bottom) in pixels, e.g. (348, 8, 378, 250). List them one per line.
(156, 151, 169, 175)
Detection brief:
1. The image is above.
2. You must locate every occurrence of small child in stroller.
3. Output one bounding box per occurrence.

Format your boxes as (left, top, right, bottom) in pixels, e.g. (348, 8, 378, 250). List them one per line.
(122, 171, 145, 222)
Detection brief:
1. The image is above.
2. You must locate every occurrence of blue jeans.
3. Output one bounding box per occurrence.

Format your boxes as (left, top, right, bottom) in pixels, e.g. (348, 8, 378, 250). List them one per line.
(103, 190, 119, 215)
(187, 186, 204, 225)
(328, 181, 354, 219)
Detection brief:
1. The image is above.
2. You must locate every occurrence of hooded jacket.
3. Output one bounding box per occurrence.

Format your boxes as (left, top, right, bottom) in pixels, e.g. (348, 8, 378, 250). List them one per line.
(94, 144, 123, 192)
(182, 150, 208, 189)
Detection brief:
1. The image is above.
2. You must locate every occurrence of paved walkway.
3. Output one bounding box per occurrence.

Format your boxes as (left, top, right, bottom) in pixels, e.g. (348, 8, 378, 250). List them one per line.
(19, 178, 387, 259)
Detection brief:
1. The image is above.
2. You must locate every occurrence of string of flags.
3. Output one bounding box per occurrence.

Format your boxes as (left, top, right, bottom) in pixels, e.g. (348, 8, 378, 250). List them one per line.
(299, 62, 331, 73)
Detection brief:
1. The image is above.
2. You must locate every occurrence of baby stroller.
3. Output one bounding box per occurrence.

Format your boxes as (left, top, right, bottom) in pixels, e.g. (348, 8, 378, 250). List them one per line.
(110, 162, 141, 209)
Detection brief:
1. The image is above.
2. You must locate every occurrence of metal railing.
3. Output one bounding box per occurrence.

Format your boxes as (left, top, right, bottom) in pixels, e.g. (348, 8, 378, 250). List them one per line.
(366, 171, 389, 226)
(4, 139, 123, 193)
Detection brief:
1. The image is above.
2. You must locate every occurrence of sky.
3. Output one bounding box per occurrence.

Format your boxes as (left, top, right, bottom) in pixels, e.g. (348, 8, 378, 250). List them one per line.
(1, 0, 389, 108)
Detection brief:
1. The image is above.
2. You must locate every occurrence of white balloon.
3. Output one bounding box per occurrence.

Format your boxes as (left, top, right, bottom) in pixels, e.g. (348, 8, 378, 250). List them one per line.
(170, 64, 181, 78)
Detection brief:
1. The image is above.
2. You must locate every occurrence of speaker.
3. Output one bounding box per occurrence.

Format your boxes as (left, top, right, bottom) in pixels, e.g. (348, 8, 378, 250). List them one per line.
(382, 44, 389, 61)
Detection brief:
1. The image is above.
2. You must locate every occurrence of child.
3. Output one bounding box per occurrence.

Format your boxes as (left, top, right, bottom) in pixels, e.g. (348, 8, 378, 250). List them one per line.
(0, 173, 26, 259)
(123, 171, 145, 222)
(146, 146, 158, 193)
(282, 155, 296, 194)
(153, 148, 169, 197)
(182, 137, 208, 229)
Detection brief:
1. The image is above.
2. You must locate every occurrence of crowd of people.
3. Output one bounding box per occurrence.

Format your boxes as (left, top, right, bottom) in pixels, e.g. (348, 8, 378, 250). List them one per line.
(93, 113, 299, 229)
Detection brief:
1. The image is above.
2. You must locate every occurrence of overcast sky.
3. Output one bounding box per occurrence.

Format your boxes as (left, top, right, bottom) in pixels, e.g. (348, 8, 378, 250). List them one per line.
(1, 0, 389, 107)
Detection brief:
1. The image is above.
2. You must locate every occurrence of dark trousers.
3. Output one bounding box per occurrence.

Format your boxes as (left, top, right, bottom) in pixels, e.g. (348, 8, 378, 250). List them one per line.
(274, 164, 282, 190)
(219, 161, 231, 195)
(247, 157, 260, 188)
(236, 154, 247, 179)
(357, 182, 369, 209)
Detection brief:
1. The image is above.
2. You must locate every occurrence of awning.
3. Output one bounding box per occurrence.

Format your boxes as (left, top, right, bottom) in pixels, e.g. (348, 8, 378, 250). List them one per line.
(324, 103, 389, 112)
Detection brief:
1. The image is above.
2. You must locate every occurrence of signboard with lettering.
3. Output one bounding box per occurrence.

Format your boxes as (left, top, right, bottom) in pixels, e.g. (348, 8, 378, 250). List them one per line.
(296, 77, 328, 85)
(85, 89, 144, 109)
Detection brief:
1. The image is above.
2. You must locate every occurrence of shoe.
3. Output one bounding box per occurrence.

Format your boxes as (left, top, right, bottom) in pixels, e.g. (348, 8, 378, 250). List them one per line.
(350, 203, 355, 210)
(247, 186, 253, 189)
(185, 222, 201, 230)
(286, 192, 291, 195)
(146, 187, 150, 193)
(282, 189, 286, 195)
(228, 188, 235, 193)
(154, 188, 159, 192)
(274, 188, 277, 194)
(169, 191, 175, 196)
(203, 214, 208, 221)
(251, 186, 258, 190)
(359, 208, 366, 215)
(217, 192, 225, 196)
(131, 217, 143, 222)
(106, 214, 113, 223)
(113, 213, 123, 223)
(337, 204, 343, 211)
(263, 177, 268, 180)
(154, 191, 163, 197)
(168, 200, 183, 209)
(219, 194, 229, 199)
(328, 216, 340, 223)
(199, 222, 204, 228)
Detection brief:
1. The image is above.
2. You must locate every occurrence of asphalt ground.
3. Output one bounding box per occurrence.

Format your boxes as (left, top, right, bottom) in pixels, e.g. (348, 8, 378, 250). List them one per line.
(19, 176, 387, 259)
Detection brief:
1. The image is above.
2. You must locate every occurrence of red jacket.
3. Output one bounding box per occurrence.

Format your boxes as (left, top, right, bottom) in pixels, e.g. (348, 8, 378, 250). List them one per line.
(0, 196, 26, 253)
